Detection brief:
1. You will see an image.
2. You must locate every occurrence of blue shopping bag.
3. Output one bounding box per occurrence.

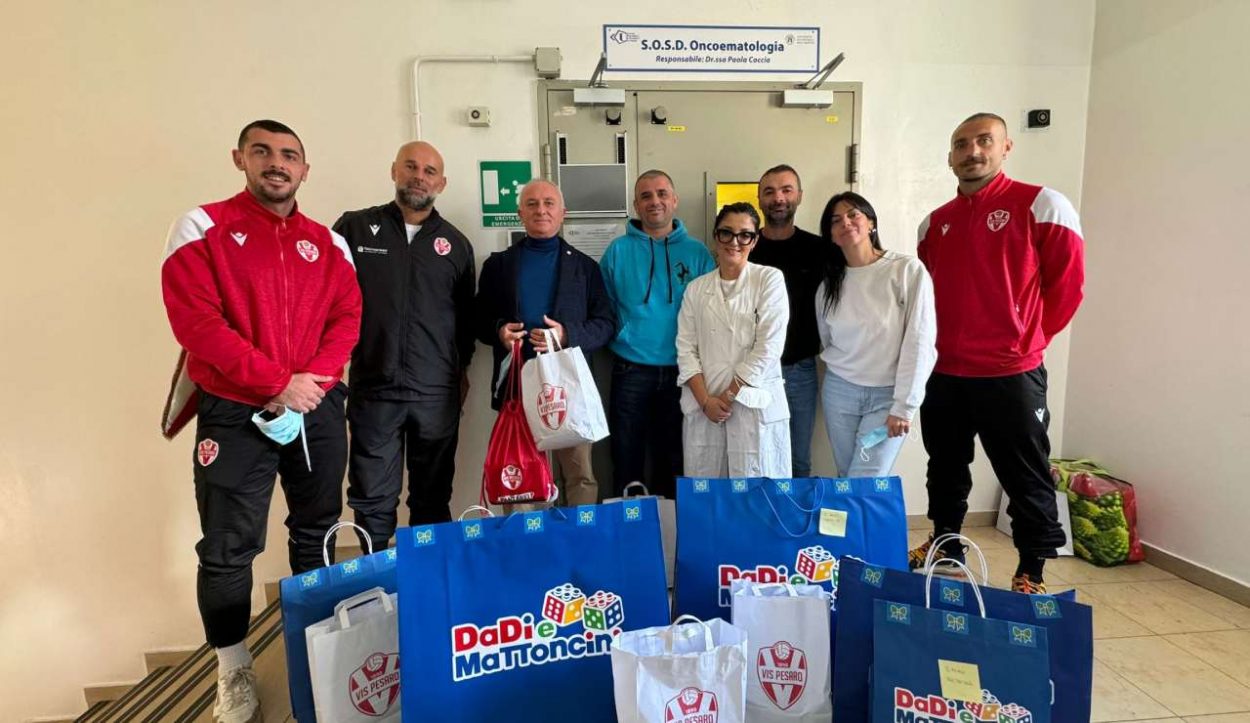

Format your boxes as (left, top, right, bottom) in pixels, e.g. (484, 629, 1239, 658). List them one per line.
(872, 598, 1052, 723)
(280, 523, 398, 722)
(835, 556, 1091, 723)
(674, 476, 907, 623)
(396, 500, 670, 722)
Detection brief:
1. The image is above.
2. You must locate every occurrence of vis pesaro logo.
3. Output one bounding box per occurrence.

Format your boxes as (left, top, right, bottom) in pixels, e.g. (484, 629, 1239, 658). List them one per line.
(449, 583, 624, 682)
(716, 544, 838, 607)
(665, 686, 719, 723)
(757, 641, 808, 710)
(537, 384, 568, 430)
(893, 687, 1034, 723)
(348, 652, 400, 716)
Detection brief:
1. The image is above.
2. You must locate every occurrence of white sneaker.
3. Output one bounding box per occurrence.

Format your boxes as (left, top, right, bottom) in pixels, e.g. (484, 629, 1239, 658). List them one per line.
(213, 664, 262, 723)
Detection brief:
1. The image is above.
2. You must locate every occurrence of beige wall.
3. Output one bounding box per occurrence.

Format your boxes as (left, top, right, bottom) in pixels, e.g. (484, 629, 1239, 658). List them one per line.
(1064, 0, 1250, 585)
(0, 1, 1094, 718)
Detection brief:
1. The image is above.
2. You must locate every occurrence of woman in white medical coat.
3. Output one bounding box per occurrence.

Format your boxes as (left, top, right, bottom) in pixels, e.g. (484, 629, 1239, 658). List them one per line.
(676, 202, 792, 477)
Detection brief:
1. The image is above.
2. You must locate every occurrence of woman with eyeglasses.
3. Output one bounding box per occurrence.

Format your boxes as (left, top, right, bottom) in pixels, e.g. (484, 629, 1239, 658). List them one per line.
(675, 202, 792, 477)
(815, 192, 937, 477)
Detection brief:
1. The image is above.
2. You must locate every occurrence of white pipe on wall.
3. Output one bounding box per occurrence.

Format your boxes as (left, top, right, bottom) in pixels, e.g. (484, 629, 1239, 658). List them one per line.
(411, 54, 534, 139)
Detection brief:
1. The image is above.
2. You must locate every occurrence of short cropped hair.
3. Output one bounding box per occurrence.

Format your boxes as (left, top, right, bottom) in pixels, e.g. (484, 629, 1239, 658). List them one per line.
(237, 119, 305, 155)
(518, 178, 565, 206)
(759, 164, 802, 190)
(635, 169, 675, 192)
(958, 112, 1008, 135)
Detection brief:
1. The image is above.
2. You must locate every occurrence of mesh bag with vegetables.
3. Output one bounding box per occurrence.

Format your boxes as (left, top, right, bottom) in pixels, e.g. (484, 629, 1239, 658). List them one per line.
(1052, 459, 1144, 566)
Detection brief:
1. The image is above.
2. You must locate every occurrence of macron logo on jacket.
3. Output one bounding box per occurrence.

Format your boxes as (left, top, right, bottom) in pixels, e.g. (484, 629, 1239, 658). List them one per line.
(917, 173, 1084, 378)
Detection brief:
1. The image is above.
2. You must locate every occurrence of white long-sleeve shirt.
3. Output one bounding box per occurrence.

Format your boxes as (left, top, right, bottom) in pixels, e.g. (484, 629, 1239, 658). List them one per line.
(815, 250, 937, 420)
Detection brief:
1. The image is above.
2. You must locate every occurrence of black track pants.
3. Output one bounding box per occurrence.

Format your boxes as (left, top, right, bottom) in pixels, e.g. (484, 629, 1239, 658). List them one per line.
(192, 386, 347, 647)
(919, 366, 1065, 557)
(347, 396, 459, 548)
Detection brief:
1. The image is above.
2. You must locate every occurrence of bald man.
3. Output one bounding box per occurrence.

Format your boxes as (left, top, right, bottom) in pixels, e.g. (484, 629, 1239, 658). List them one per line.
(333, 141, 476, 545)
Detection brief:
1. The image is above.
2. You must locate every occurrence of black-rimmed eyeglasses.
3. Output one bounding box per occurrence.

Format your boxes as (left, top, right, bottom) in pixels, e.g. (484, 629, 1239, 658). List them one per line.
(713, 228, 758, 246)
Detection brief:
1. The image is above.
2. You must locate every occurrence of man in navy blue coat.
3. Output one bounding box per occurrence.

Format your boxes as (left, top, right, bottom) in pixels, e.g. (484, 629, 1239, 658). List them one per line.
(475, 179, 617, 506)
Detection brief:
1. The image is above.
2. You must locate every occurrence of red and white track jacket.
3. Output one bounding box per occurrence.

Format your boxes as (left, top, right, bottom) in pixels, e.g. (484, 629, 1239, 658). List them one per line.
(918, 173, 1084, 378)
(161, 190, 361, 424)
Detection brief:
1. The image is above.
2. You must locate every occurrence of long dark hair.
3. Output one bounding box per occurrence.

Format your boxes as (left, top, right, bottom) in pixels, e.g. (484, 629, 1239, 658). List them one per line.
(819, 192, 883, 312)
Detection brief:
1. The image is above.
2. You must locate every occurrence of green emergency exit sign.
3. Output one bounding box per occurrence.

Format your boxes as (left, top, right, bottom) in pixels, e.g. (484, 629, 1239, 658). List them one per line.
(479, 160, 532, 228)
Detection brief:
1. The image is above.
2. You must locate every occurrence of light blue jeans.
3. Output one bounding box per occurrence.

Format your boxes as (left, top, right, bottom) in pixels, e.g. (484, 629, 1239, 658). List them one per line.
(782, 356, 819, 477)
(821, 369, 907, 478)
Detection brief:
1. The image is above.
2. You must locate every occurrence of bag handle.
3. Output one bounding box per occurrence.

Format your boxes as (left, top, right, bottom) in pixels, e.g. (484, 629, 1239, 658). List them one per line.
(924, 559, 986, 617)
(747, 582, 798, 597)
(923, 533, 989, 585)
(500, 487, 562, 526)
(537, 328, 564, 354)
(507, 338, 524, 400)
(458, 505, 496, 521)
(334, 587, 393, 629)
(666, 614, 715, 653)
(1054, 458, 1109, 475)
(770, 477, 825, 514)
(757, 480, 826, 538)
(322, 521, 373, 568)
(621, 481, 651, 498)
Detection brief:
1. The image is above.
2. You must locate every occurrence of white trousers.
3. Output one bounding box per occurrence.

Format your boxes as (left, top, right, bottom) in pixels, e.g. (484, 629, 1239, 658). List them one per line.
(683, 404, 792, 478)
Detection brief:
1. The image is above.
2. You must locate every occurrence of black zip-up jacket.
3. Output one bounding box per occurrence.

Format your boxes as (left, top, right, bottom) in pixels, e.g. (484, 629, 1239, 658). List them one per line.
(474, 236, 617, 410)
(333, 203, 475, 400)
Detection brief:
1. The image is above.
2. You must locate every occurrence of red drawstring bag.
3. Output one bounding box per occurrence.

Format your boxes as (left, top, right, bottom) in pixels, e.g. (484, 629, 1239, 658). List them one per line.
(481, 341, 555, 505)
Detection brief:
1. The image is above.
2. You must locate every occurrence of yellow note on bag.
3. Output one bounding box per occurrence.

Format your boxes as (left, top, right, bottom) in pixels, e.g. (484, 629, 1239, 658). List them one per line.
(819, 508, 848, 537)
(937, 659, 982, 702)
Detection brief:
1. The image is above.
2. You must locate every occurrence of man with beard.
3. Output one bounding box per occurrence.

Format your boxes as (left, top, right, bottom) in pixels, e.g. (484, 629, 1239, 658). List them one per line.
(910, 113, 1084, 595)
(332, 141, 476, 544)
(161, 119, 361, 722)
(749, 164, 826, 477)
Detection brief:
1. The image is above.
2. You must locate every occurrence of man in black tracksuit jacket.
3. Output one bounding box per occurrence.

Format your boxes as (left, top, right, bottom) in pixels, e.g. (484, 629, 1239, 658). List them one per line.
(333, 141, 475, 546)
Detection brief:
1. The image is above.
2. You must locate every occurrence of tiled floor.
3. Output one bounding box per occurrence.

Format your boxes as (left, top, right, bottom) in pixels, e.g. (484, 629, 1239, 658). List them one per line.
(908, 527, 1250, 722)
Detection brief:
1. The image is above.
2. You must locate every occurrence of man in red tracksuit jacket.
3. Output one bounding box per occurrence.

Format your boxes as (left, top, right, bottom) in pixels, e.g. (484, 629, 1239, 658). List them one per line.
(161, 119, 361, 722)
(910, 112, 1084, 594)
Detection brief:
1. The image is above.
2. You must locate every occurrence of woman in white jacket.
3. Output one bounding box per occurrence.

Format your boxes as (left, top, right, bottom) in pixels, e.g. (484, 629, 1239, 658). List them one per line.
(676, 203, 791, 477)
(815, 192, 937, 477)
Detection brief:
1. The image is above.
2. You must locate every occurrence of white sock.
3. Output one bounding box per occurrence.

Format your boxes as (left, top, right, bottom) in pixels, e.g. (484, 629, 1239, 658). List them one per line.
(216, 641, 253, 673)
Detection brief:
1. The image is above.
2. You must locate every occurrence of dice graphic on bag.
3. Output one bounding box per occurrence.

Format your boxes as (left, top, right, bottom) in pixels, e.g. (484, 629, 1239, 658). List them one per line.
(542, 583, 586, 626)
(581, 591, 624, 631)
(795, 545, 835, 583)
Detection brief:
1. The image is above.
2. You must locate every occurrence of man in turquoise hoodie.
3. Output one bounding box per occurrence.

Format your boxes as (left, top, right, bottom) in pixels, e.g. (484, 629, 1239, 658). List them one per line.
(601, 170, 714, 498)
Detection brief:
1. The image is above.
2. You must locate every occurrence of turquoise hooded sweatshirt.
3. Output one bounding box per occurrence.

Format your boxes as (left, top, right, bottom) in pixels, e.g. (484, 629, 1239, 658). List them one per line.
(600, 218, 714, 365)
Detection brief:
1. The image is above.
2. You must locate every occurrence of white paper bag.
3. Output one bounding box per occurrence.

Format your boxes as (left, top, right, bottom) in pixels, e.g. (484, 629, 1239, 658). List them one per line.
(521, 330, 609, 451)
(605, 482, 676, 588)
(730, 581, 832, 722)
(305, 587, 401, 722)
(996, 489, 1075, 556)
(611, 614, 748, 723)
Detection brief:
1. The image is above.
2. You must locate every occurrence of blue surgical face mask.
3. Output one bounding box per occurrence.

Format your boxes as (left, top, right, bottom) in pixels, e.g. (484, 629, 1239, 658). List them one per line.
(252, 407, 310, 470)
(858, 425, 889, 461)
